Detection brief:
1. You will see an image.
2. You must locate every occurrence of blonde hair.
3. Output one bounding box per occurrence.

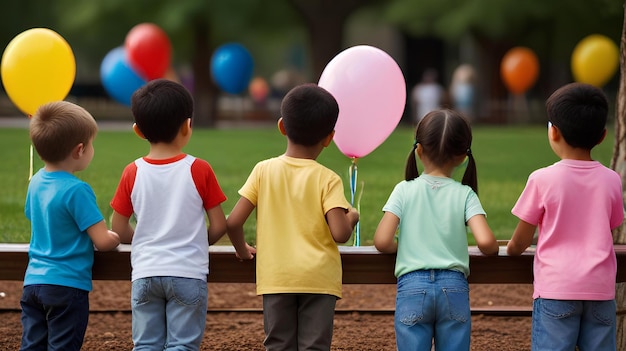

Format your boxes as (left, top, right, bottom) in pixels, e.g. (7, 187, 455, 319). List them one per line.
(29, 101, 98, 163)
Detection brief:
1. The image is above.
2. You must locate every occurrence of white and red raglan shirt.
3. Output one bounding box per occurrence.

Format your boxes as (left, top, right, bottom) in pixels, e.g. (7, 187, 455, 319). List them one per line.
(111, 154, 226, 282)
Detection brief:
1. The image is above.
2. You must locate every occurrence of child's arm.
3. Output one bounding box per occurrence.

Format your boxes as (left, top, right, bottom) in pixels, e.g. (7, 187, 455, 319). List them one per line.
(507, 220, 536, 256)
(87, 220, 120, 251)
(374, 211, 399, 253)
(326, 207, 359, 243)
(225, 197, 256, 260)
(111, 211, 134, 244)
(467, 214, 499, 256)
(207, 205, 227, 245)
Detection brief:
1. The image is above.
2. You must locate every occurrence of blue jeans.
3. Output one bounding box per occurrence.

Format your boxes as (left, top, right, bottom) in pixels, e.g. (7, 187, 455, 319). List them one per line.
(131, 277, 208, 351)
(394, 269, 470, 351)
(531, 298, 616, 350)
(20, 284, 89, 351)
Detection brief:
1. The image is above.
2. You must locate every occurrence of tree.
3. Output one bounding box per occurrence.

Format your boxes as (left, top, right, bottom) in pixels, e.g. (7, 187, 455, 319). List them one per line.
(2, 1, 379, 127)
(384, 0, 624, 111)
(53, 0, 302, 127)
(611, 4, 626, 245)
(611, 5, 626, 342)
(289, 0, 374, 80)
(0, 2, 57, 49)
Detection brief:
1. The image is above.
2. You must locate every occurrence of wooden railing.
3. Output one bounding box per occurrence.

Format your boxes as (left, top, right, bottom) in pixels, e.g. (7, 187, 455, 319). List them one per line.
(1, 244, 625, 284)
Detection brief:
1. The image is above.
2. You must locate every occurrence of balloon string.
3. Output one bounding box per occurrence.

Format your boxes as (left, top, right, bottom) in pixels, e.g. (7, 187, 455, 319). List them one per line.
(349, 157, 360, 246)
(356, 179, 364, 241)
(29, 144, 33, 180)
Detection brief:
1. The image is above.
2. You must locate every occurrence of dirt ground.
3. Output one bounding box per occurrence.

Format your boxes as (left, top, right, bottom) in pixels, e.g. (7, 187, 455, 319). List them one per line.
(0, 280, 533, 350)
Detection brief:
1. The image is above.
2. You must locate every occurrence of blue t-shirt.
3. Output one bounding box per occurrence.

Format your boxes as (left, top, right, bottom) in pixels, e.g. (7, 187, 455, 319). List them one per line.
(382, 175, 486, 278)
(24, 169, 104, 291)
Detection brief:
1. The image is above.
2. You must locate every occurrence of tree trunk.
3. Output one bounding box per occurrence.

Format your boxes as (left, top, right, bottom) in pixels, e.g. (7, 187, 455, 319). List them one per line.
(290, 0, 371, 81)
(612, 5, 626, 245)
(610, 5, 626, 349)
(191, 18, 218, 128)
(472, 34, 512, 123)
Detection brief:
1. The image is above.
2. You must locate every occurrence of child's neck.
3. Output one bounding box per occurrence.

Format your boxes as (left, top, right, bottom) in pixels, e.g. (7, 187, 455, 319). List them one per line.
(559, 150, 593, 161)
(284, 142, 323, 160)
(554, 143, 593, 161)
(146, 143, 185, 160)
(43, 158, 80, 174)
(421, 159, 456, 178)
(423, 170, 451, 178)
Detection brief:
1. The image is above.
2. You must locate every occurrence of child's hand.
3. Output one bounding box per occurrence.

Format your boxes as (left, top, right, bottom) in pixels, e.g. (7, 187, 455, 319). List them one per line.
(236, 243, 256, 261)
(347, 207, 360, 228)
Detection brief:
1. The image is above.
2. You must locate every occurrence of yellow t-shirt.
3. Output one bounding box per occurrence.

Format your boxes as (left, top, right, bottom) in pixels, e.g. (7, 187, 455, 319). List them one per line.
(239, 155, 351, 298)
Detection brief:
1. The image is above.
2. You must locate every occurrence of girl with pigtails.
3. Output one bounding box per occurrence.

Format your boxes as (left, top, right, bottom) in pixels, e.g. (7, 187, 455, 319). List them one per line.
(374, 109, 499, 351)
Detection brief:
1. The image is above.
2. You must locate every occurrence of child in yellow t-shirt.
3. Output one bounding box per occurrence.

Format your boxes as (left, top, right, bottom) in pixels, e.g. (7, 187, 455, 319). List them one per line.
(227, 83, 359, 350)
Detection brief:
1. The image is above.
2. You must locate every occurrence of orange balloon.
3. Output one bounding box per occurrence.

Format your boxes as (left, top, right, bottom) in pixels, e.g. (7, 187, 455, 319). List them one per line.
(248, 77, 269, 103)
(500, 47, 539, 95)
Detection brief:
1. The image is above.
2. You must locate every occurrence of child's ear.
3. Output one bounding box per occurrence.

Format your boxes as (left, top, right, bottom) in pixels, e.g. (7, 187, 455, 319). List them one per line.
(180, 118, 192, 136)
(322, 130, 335, 147)
(72, 143, 84, 160)
(133, 123, 146, 139)
(548, 124, 560, 142)
(277, 117, 287, 136)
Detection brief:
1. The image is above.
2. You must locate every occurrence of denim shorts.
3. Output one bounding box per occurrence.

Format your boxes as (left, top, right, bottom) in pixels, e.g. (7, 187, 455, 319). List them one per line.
(131, 276, 208, 350)
(395, 269, 470, 351)
(531, 298, 616, 350)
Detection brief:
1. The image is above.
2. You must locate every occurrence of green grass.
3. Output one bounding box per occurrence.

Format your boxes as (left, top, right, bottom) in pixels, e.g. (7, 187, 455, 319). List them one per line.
(0, 124, 615, 245)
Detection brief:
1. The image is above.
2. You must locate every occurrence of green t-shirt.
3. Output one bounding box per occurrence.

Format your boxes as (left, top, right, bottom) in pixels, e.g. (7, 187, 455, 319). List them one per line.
(382, 174, 485, 278)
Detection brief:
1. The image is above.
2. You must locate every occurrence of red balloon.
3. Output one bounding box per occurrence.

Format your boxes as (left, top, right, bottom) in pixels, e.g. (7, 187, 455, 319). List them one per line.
(125, 23, 171, 80)
(500, 47, 539, 95)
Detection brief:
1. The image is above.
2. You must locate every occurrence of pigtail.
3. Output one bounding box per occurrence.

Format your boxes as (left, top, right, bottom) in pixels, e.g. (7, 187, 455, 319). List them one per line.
(461, 148, 478, 195)
(404, 141, 420, 181)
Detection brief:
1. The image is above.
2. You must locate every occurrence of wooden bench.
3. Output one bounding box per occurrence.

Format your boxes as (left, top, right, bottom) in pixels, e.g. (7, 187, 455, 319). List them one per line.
(1, 244, 625, 284)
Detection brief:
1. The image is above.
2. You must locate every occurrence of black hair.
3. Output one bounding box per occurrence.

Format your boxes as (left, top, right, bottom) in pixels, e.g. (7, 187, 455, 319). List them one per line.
(280, 83, 339, 146)
(131, 79, 194, 143)
(546, 82, 608, 150)
(405, 109, 478, 194)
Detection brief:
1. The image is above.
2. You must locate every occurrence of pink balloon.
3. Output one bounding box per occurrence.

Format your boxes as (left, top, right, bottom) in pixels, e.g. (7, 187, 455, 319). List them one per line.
(319, 45, 406, 158)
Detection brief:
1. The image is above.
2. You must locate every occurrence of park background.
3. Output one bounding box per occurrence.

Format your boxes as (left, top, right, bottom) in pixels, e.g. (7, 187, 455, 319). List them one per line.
(0, 0, 622, 125)
(0, 0, 623, 245)
(0, 1, 625, 350)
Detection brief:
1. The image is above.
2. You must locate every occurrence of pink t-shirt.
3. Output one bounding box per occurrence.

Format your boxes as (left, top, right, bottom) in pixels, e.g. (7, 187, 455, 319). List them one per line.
(512, 159, 623, 300)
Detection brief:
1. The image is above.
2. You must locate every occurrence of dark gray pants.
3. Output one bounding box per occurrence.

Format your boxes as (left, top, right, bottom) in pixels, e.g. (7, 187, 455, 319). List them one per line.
(263, 293, 337, 351)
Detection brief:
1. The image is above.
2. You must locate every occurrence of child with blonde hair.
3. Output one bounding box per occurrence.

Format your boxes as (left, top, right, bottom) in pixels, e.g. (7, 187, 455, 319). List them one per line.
(21, 101, 120, 350)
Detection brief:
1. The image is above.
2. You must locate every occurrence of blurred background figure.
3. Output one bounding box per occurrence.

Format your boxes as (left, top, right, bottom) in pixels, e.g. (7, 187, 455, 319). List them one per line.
(270, 68, 306, 98)
(449, 64, 477, 122)
(411, 68, 445, 125)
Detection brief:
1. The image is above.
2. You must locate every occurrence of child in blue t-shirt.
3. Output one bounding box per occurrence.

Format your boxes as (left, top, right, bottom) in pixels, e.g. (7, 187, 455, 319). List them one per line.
(21, 101, 120, 350)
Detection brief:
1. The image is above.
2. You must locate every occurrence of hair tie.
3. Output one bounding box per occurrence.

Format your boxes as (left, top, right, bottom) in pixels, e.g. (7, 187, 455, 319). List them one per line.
(413, 140, 418, 149)
(466, 148, 472, 156)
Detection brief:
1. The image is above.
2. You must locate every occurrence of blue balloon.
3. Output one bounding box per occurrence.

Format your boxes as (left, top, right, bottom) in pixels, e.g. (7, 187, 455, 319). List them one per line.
(211, 43, 254, 94)
(100, 47, 147, 106)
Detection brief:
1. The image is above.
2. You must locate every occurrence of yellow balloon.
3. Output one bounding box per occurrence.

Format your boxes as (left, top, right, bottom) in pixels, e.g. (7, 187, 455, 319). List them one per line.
(1, 28, 76, 115)
(571, 34, 619, 87)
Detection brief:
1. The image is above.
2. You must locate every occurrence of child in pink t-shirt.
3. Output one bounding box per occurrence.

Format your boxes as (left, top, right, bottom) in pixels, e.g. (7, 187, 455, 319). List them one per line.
(507, 82, 624, 350)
